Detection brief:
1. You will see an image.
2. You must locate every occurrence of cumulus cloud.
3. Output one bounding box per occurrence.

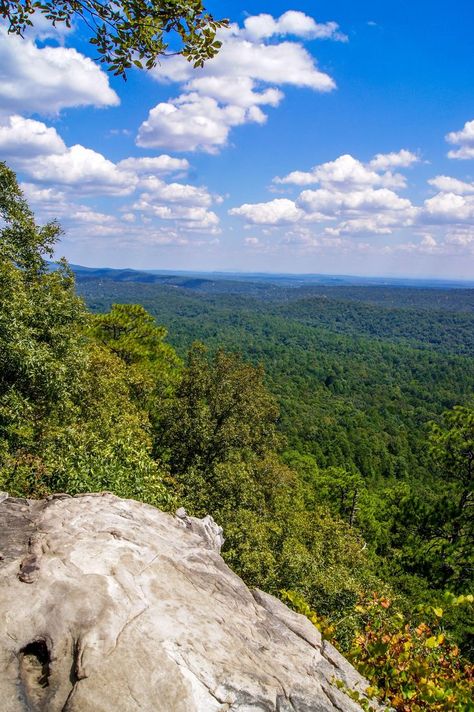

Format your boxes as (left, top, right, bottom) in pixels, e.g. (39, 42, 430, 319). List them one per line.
(180, 76, 283, 110)
(229, 198, 304, 225)
(5, 116, 221, 238)
(242, 11, 347, 42)
(20, 182, 69, 216)
(369, 149, 420, 170)
(25, 145, 136, 195)
(0, 115, 65, 157)
(118, 156, 190, 175)
(137, 11, 342, 152)
(70, 208, 116, 224)
(298, 186, 412, 214)
(231, 151, 421, 236)
(421, 168, 474, 230)
(428, 175, 474, 194)
(137, 176, 214, 207)
(423, 192, 474, 223)
(0, 116, 201, 200)
(324, 218, 394, 236)
(20, 182, 125, 242)
(137, 94, 268, 153)
(0, 28, 118, 115)
(231, 145, 474, 258)
(132, 175, 220, 233)
(446, 119, 474, 159)
(133, 195, 220, 233)
(154, 26, 337, 91)
(0, 117, 133, 195)
(274, 154, 406, 189)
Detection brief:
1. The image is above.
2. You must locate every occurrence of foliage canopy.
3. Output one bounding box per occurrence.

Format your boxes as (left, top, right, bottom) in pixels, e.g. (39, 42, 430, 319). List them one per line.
(0, 0, 228, 76)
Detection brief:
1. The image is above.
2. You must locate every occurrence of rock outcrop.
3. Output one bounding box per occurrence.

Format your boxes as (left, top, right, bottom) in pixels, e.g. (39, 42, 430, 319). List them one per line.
(0, 492, 381, 711)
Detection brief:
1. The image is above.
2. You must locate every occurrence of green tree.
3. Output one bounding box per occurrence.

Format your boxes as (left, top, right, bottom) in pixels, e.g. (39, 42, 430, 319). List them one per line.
(0, 161, 87, 489)
(157, 343, 281, 475)
(92, 302, 172, 366)
(91, 303, 181, 409)
(1, 0, 228, 77)
(0, 162, 171, 508)
(430, 405, 474, 543)
(428, 406, 474, 588)
(387, 406, 474, 600)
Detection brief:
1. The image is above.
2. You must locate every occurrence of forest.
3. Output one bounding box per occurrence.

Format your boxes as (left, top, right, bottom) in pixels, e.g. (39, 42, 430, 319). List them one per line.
(1, 162, 473, 711)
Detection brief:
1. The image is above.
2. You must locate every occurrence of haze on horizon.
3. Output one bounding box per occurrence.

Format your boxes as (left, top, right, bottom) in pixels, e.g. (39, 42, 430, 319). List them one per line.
(1, 0, 473, 279)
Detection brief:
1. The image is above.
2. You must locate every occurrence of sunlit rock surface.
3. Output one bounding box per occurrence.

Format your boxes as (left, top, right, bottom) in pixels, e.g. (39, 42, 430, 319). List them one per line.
(0, 492, 381, 711)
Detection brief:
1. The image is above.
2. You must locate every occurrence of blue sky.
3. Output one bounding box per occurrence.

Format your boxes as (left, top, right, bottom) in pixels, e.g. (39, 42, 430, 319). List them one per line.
(1, 1, 474, 277)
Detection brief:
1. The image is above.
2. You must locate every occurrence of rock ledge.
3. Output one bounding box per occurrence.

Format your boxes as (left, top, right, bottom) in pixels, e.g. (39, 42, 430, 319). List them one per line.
(0, 493, 381, 711)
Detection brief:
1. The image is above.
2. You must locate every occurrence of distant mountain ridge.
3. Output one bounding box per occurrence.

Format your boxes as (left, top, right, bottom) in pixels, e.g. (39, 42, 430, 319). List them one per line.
(61, 263, 474, 290)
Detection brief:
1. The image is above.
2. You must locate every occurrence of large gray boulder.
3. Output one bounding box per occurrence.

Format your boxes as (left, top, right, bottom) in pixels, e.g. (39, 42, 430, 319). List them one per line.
(0, 492, 380, 711)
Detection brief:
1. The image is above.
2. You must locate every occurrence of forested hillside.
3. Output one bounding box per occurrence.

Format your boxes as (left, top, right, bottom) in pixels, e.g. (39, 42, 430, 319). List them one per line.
(80, 278, 474, 481)
(1, 164, 473, 710)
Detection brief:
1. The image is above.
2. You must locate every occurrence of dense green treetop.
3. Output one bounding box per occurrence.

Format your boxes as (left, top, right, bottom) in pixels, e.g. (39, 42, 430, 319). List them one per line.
(0, 162, 173, 505)
(0, 160, 60, 273)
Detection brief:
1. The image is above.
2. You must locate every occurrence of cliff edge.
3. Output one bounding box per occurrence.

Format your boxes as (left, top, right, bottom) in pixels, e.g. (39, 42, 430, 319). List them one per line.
(0, 492, 382, 711)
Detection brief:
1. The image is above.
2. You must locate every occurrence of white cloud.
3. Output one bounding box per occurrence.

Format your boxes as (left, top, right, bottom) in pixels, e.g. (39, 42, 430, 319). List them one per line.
(117, 155, 190, 175)
(20, 182, 123, 239)
(26, 144, 136, 195)
(181, 75, 283, 110)
(422, 169, 474, 229)
(230, 144, 474, 258)
(274, 154, 406, 189)
(428, 175, 474, 194)
(137, 93, 267, 153)
(0, 28, 118, 115)
(446, 119, 474, 159)
(130, 174, 221, 233)
(388, 228, 474, 257)
(133, 196, 220, 232)
(2, 118, 195, 197)
(298, 186, 413, 214)
(10, 128, 135, 196)
(445, 227, 474, 247)
(138, 12, 341, 152)
(324, 215, 406, 236)
(20, 182, 69, 213)
(70, 208, 115, 224)
(6, 116, 221, 236)
(243, 11, 347, 42)
(231, 152, 420, 235)
(0, 115, 65, 157)
(369, 149, 420, 170)
(421, 234, 437, 248)
(229, 198, 304, 225)
(423, 192, 474, 223)
(137, 176, 214, 207)
(159, 37, 336, 92)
